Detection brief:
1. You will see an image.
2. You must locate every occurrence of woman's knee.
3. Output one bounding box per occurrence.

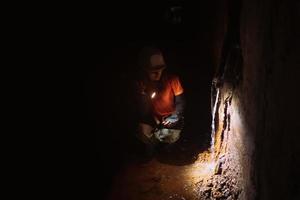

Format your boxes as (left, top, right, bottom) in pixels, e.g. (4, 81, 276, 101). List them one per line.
(136, 123, 154, 144)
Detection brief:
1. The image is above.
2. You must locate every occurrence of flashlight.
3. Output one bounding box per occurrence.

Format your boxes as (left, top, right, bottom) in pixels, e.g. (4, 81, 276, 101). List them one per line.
(151, 92, 156, 99)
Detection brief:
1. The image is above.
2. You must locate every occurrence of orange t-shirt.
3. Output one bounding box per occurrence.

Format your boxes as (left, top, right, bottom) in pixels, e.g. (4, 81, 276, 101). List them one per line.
(149, 74, 184, 119)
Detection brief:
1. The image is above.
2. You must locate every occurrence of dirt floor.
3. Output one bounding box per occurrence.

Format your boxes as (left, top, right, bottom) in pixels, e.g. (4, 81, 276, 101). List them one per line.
(107, 131, 242, 200)
(108, 145, 212, 200)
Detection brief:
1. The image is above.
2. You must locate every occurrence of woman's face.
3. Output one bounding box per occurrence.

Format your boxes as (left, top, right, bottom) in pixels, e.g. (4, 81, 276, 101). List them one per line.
(147, 54, 165, 81)
(148, 69, 164, 81)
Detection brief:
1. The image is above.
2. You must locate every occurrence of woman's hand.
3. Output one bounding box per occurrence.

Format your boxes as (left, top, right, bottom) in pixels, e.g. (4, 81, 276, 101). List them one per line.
(162, 114, 179, 127)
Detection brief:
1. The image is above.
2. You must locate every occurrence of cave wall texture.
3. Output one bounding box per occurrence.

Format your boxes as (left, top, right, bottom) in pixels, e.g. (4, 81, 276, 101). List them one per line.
(212, 0, 300, 199)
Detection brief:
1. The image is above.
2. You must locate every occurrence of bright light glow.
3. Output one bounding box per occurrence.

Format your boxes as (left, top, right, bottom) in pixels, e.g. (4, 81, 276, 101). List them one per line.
(211, 88, 220, 156)
(151, 92, 156, 98)
(185, 160, 216, 183)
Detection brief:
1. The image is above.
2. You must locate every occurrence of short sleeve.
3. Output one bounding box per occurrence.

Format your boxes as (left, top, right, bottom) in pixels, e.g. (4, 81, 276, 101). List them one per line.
(171, 76, 184, 96)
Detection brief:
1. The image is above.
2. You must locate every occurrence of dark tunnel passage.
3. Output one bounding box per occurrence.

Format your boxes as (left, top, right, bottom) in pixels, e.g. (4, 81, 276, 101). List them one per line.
(89, 0, 300, 199)
(93, 1, 217, 198)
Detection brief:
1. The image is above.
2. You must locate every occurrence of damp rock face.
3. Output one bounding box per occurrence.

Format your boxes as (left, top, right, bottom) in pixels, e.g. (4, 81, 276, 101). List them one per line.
(206, 83, 247, 200)
(209, 0, 300, 199)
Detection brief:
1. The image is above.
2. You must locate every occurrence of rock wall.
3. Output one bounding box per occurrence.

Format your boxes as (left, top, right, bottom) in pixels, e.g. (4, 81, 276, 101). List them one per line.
(211, 0, 300, 199)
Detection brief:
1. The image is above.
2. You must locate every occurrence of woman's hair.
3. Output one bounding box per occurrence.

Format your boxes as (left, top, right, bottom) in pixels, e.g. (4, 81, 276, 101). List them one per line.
(138, 46, 162, 68)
